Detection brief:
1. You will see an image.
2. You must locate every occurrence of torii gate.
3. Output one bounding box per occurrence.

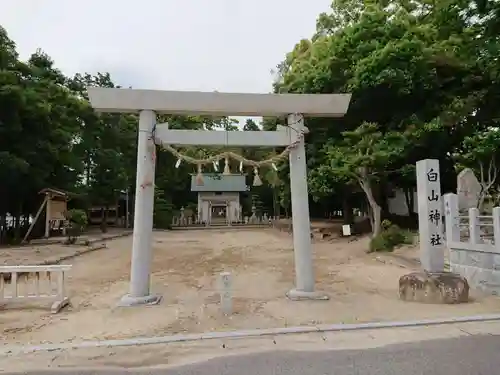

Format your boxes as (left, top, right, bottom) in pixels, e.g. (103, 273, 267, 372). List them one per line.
(87, 87, 351, 306)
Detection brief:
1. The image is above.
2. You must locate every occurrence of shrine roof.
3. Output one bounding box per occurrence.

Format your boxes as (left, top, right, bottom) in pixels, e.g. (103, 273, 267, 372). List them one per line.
(191, 174, 248, 192)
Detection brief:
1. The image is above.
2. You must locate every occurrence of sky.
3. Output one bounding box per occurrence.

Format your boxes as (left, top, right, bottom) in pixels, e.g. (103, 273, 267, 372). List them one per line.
(1, 0, 332, 124)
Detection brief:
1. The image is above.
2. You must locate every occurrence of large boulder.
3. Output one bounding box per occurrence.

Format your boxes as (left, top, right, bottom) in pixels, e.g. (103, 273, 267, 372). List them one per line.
(399, 271, 469, 304)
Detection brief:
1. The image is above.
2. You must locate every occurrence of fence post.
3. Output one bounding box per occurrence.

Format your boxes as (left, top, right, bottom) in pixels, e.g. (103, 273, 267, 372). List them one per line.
(493, 207, 500, 252)
(444, 193, 460, 245)
(11, 272, 18, 298)
(0, 275, 4, 300)
(469, 207, 482, 244)
(57, 270, 66, 301)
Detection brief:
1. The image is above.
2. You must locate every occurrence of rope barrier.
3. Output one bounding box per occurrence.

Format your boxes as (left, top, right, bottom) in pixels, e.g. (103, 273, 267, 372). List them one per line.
(155, 120, 307, 186)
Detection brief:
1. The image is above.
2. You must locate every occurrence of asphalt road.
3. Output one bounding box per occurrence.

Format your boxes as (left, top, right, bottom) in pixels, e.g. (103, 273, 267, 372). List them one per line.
(9, 334, 500, 375)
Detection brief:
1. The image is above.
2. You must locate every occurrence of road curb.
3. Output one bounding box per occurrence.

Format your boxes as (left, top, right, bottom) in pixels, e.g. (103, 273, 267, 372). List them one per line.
(3, 314, 500, 355)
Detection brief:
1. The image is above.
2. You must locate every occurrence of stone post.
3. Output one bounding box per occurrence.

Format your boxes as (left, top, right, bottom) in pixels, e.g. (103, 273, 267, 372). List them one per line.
(286, 113, 327, 300)
(493, 207, 500, 253)
(219, 272, 232, 315)
(416, 159, 445, 273)
(180, 207, 185, 226)
(120, 110, 161, 306)
(250, 205, 257, 224)
(468, 208, 482, 244)
(444, 193, 460, 245)
(45, 193, 52, 238)
(399, 160, 468, 305)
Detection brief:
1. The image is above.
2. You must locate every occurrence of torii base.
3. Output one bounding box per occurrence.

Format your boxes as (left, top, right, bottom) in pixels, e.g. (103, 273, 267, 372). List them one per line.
(286, 289, 330, 301)
(118, 294, 163, 307)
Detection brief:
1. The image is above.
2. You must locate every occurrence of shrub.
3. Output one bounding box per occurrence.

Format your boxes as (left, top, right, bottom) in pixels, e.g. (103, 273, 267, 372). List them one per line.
(153, 188, 174, 229)
(369, 220, 413, 253)
(64, 209, 88, 245)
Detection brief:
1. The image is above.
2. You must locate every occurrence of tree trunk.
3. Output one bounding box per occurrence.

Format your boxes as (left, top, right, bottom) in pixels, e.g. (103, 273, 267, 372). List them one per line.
(477, 183, 489, 212)
(0, 215, 5, 245)
(272, 188, 279, 217)
(403, 187, 413, 216)
(376, 182, 389, 214)
(14, 205, 22, 244)
(372, 204, 382, 237)
(342, 198, 353, 225)
(478, 193, 486, 212)
(478, 159, 497, 213)
(367, 204, 374, 232)
(359, 177, 382, 237)
(100, 207, 108, 233)
(409, 188, 415, 217)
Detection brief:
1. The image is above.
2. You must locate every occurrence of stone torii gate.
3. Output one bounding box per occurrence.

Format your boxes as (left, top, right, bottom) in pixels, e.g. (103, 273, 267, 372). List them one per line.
(87, 87, 351, 306)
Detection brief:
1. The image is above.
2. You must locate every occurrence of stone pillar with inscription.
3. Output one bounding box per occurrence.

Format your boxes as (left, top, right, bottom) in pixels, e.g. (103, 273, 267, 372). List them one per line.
(416, 159, 445, 273)
(399, 159, 469, 304)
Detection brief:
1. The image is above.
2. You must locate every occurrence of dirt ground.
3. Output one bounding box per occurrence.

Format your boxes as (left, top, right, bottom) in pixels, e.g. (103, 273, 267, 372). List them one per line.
(2, 228, 500, 350)
(0, 228, 132, 266)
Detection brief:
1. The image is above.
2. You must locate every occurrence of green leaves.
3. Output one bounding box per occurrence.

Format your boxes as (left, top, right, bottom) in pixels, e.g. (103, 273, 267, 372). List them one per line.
(2, 0, 500, 240)
(320, 122, 410, 182)
(456, 128, 500, 169)
(275, 0, 500, 222)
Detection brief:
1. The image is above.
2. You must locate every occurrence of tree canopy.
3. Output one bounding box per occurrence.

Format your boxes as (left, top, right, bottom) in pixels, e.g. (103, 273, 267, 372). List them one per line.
(274, 0, 500, 234)
(2, 0, 500, 242)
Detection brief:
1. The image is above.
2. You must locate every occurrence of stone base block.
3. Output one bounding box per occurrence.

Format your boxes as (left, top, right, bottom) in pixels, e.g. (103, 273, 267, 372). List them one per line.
(118, 294, 163, 307)
(399, 271, 469, 304)
(286, 289, 329, 301)
(51, 297, 70, 314)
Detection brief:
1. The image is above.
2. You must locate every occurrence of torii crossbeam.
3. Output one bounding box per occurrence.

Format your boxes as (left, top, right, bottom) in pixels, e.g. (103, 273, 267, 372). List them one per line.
(87, 87, 351, 306)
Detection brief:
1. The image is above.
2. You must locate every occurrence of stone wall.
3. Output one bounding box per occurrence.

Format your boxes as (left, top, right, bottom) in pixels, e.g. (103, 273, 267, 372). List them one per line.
(450, 248, 500, 295)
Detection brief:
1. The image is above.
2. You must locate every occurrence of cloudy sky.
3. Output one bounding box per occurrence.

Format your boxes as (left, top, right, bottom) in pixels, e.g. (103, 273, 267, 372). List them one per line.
(2, 0, 331, 95)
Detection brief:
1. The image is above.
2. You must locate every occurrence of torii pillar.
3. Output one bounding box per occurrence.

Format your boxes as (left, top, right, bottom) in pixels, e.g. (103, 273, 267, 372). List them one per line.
(86, 87, 351, 306)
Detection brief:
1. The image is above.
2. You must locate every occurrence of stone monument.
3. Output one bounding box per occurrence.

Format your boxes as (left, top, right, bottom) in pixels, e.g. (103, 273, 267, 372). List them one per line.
(249, 205, 258, 224)
(457, 168, 481, 211)
(399, 159, 469, 304)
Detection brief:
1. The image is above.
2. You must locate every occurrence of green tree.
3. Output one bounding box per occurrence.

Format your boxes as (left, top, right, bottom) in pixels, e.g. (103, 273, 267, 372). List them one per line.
(274, 0, 494, 226)
(68, 72, 138, 232)
(455, 129, 500, 209)
(317, 123, 409, 236)
(153, 187, 173, 229)
(243, 119, 260, 131)
(0, 28, 85, 242)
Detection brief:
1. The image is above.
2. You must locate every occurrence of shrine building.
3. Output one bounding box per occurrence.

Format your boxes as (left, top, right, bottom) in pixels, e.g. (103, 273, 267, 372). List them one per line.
(191, 173, 247, 225)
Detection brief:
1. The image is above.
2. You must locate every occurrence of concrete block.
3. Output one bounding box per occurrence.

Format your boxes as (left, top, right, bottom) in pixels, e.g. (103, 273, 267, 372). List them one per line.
(450, 264, 465, 275)
(492, 254, 500, 270)
(485, 270, 500, 295)
(449, 249, 464, 265)
(464, 266, 491, 289)
(463, 251, 492, 269)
